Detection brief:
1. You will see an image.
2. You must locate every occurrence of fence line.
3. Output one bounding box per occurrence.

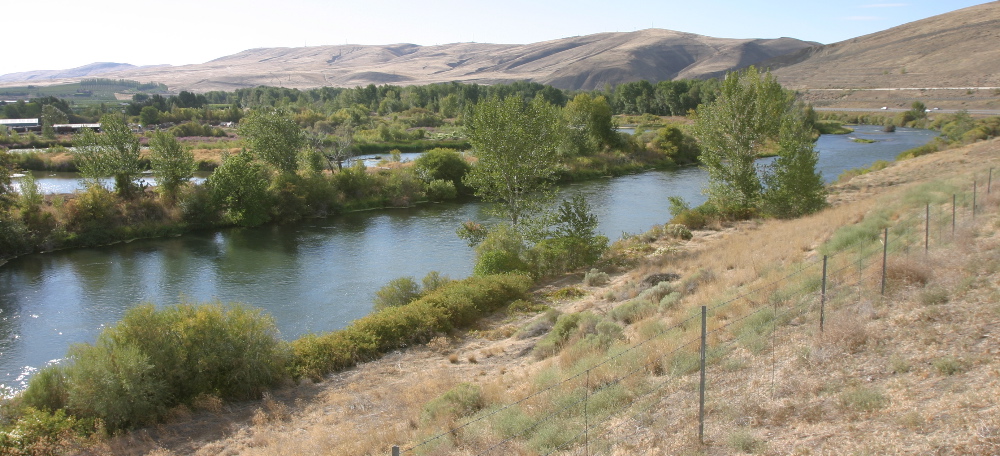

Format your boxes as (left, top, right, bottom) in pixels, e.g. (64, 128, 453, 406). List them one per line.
(395, 181, 996, 455)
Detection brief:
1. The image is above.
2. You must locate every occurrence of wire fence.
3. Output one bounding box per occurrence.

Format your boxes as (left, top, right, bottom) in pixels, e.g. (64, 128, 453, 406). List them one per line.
(393, 174, 997, 456)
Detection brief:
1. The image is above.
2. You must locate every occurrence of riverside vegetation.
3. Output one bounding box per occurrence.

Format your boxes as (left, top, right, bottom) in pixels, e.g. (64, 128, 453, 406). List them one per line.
(2, 69, 999, 453)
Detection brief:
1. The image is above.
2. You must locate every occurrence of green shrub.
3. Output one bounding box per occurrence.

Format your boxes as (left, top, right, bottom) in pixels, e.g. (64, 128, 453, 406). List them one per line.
(422, 383, 484, 423)
(291, 274, 531, 380)
(425, 179, 457, 201)
(609, 299, 657, 324)
(932, 356, 965, 376)
(664, 223, 693, 240)
(0, 408, 89, 455)
(659, 292, 682, 312)
(19, 366, 68, 412)
(583, 268, 610, 286)
(23, 302, 291, 432)
(373, 276, 421, 311)
(839, 387, 888, 412)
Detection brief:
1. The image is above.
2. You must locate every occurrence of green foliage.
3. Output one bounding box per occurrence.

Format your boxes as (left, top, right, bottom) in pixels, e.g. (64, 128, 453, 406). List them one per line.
(583, 268, 610, 286)
(290, 274, 531, 380)
(526, 195, 608, 277)
(64, 185, 120, 243)
(649, 124, 699, 164)
(814, 120, 854, 135)
(932, 356, 966, 375)
(238, 108, 304, 174)
(609, 299, 657, 324)
(464, 96, 561, 226)
(208, 151, 272, 227)
(19, 365, 69, 412)
(561, 93, 618, 156)
(762, 114, 828, 218)
(138, 105, 159, 126)
(693, 66, 793, 216)
(38, 302, 289, 431)
(373, 276, 421, 311)
(421, 271, 452, 294)
(664, 223, 693, 240)
(0, 407, 89, 455)
(148, 131, 196, 202)
(425, 179, 457, 201)
(839, 387, 888, 412)
(169, 121, 226, 138)
(473, 224, 529, 276)
(422, 383, 484, 423)
(413, 148, 470, 193)
(74, 115, 143, 197)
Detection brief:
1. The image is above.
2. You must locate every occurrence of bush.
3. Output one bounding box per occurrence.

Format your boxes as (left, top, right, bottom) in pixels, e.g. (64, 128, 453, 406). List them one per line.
(583, 268, 610, 286)
(373, 276, 421, 311)
(664, 223, 693, 240)
(24, 302, 290, 432)
(422, 383, 484, 423)
(425, 179, 457, 201)
(291, 274, 531, 380)
(609, 299, 657, 324)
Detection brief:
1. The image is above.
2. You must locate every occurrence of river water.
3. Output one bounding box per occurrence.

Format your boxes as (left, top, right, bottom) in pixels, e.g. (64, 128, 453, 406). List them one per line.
(0, 126, 938, 392)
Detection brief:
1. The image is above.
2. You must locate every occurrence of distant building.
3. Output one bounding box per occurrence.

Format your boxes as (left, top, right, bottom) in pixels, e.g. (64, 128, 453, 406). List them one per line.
(0, 118, 40, 132)
(53, 123, 101, 133)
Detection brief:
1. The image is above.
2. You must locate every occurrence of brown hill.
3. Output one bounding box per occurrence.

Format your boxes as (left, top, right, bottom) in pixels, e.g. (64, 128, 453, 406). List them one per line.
(0, 30, 815, 92)
(767, 1, 1000, 108)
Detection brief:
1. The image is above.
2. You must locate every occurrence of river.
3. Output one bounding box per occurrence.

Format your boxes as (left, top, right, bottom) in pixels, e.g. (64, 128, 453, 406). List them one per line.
(0, 126, 938, 393)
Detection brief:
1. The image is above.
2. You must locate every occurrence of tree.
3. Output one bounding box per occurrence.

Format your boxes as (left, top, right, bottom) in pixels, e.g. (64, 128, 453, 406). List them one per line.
(692, 66, 793, 216)
(237, 108, 303, 174)
(413, 148, 470, 193)
(0, 148, 14, 214)
(561, 93, 618, 156)
(75, 115, 143, 197)
(464, 96, 561, 226)
(148, 131, 196, 202)
(139, 106, 160, 126)
(762, 114, 827, 218)
(909, 101, 927, 120)
(208, 151, 272, 227)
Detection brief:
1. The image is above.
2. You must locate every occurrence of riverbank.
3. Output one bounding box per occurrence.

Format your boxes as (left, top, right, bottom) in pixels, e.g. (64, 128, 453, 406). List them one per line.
(84, 136, 1000, 455)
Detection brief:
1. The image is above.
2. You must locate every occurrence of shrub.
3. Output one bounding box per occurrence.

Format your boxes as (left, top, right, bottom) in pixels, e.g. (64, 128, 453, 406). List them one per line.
(664, 223, 693, 240)
(932, 356, 965, 376)
(19, 365, 68, 412)
(839, 387, 888, 412)
(291, 274, 531, 380)
(63, 185, 120, 242)
(373, 276, 421, 311)
(0, 408, 89, 455)
(583, 268, 610, 286)
(609, 299, 657, 324)
(422, 383, 484, 424)
(425, 179, 457, 201)
(27, 302, 291, 431)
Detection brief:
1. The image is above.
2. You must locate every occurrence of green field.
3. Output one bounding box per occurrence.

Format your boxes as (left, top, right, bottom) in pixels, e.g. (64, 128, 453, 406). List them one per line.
(0, 79, 170, 106)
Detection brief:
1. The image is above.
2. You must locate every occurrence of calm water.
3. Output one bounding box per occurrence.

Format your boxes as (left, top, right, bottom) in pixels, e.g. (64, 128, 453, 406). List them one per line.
(0, 127, 938, 393)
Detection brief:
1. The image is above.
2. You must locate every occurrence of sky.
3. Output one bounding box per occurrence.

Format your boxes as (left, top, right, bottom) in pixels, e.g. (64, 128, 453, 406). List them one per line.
(1, 0, 992, 75)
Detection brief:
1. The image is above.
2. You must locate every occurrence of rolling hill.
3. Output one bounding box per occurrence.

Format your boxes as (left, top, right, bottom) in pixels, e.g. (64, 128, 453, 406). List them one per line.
(0, 30, 816, 92)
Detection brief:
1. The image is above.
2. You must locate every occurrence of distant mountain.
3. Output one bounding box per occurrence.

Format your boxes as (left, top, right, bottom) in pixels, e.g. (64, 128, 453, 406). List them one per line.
(0, 62, 140, 83)
(767, 1, 1000, 89)
(0, 30, 817, 92)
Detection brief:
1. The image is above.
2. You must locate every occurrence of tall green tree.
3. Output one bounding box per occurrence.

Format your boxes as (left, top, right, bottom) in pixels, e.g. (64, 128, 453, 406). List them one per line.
(208, 151, 272, 227)
(237, 108, 303, 175)
(148, 131, 196, 202)
(762, 114, 827, 218)
(561, 93, 618, 156)
(74, 115, 143, 197)
(692, 66, 793, 216)
(464, 96, 561, 226)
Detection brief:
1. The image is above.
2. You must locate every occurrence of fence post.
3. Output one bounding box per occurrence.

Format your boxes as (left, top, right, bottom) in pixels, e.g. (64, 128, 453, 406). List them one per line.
(989, 168, 993, 195)
(881, 228, 888, 295)
(698, 305, 707, 443)
(392, 445, 400, 456)
(925, 203, 930, 253)
(585, 369, 589, 456)
(973, 181, 977, 220)
(952, 194, 956, 236)
(820, 255, 827, 333)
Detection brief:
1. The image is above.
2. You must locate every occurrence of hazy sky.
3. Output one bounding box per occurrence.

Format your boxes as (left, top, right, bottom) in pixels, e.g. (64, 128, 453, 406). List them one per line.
(2, 0, 991, 75)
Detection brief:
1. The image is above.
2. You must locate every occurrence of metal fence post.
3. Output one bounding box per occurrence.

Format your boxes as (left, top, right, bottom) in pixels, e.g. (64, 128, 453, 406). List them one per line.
(820, 255, 827, 332)
(973, 181, 978, 220)
(952, 194, 956, 236)
(585, 369, 590, 456)
(881, 228, 888, 295)
(698, 305, 707, 443)
(925, 203, 930, 253)
(989, 168, 993, 195)
(392, 445, 400, 456)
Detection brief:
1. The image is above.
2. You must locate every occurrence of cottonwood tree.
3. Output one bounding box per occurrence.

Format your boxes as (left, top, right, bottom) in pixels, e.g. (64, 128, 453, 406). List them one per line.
(148, 131, 196, 202)
(762, 114, 827, 218)
(75, 115, 143, 197)
(692, 66, 794, 216)
(464, 95, 561, 226)
(237, 108, 303, 175)
(208, 151, 272, 227)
